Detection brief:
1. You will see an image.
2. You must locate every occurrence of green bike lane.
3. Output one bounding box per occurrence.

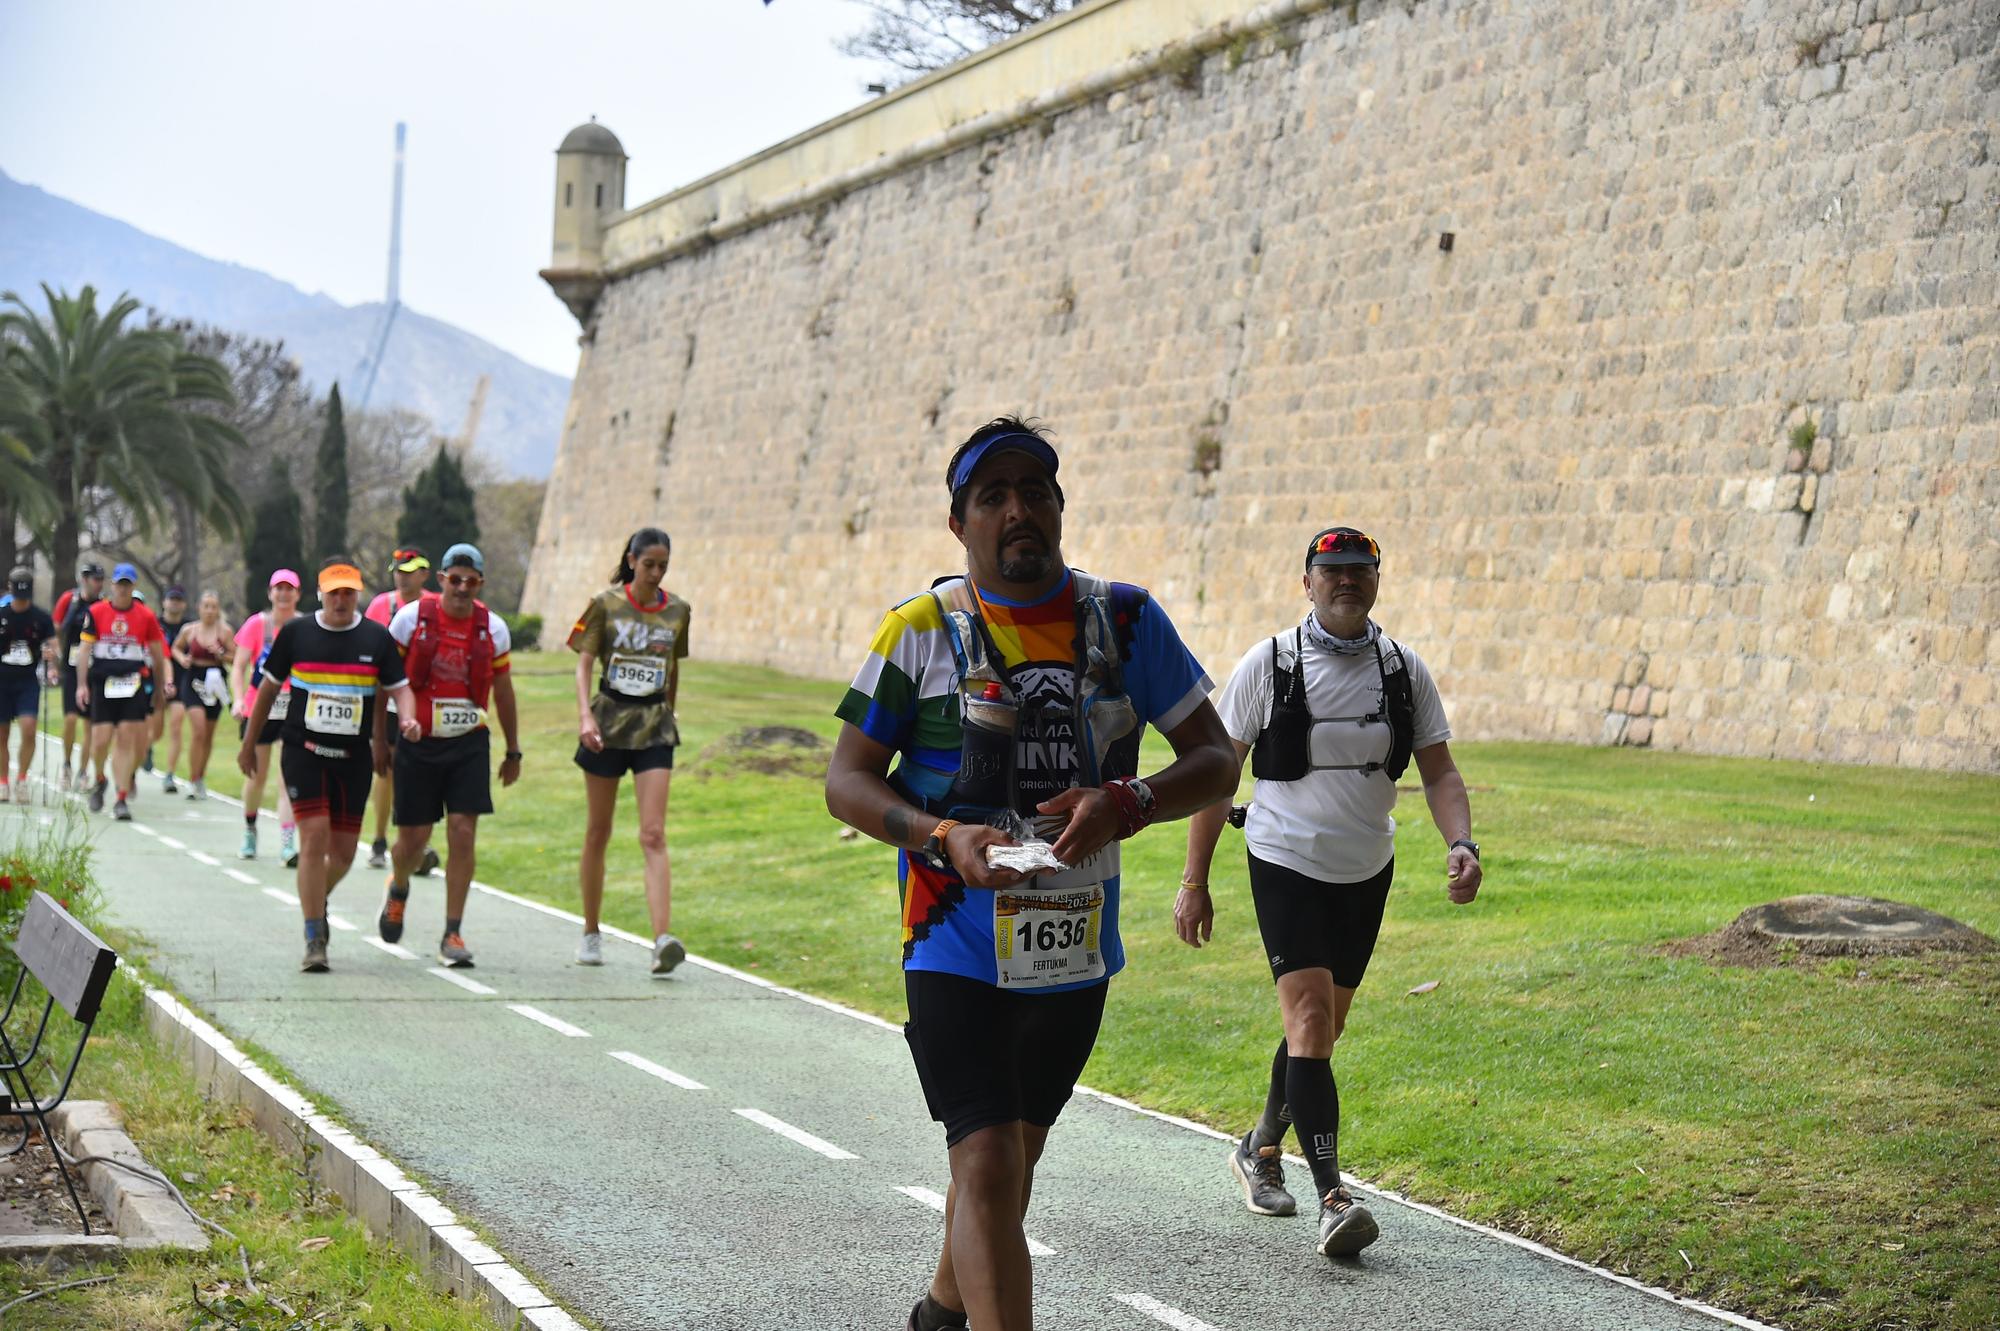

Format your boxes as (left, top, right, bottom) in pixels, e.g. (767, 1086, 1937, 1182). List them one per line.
(39, 777, 1769, 1331)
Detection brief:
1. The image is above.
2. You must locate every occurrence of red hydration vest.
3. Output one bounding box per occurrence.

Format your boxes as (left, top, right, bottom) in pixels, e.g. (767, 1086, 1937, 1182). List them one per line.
(404, 594, 495, 730)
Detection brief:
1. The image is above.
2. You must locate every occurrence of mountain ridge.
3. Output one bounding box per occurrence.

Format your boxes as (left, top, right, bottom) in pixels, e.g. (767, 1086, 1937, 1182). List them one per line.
(0, 167, 569, 478)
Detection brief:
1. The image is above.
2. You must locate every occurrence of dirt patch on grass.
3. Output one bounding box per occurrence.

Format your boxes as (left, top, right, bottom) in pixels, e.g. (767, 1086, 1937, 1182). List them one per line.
(0, 1130, 109, 1235)
(1662, 894, 1996, 969)
(691, 726, 832, 779)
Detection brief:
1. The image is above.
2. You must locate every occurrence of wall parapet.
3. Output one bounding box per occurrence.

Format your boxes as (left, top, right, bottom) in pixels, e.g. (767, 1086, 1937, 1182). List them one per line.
(602, 0, 1337, 276)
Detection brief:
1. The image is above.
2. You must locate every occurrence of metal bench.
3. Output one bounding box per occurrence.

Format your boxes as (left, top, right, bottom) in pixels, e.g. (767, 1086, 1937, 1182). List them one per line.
(0, 891, 120, 1233)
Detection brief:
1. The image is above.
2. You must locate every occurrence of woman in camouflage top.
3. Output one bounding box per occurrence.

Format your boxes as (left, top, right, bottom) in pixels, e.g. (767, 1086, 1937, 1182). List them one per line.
(566, 528, 693, 974)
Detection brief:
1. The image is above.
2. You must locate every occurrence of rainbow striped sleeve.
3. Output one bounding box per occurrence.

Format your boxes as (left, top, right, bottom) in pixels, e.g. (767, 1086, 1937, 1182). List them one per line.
(835, 592, 961, 764)
(290, 662, 381, 697)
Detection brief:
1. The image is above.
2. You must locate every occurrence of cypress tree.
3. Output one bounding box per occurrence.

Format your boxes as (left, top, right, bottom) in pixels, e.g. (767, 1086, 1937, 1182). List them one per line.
(242, 463, 306, 617)
(312, 384, 350, 567)
(396, 447, 480, 552)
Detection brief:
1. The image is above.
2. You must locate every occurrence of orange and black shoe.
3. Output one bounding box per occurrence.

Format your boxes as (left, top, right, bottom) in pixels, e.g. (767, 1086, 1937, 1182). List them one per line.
(377, 880, 409, 944)
(437, 930, 474, 969)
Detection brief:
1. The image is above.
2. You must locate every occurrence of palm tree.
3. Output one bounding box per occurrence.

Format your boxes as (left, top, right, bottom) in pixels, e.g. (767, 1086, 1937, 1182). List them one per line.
(0, 284, 248, 582)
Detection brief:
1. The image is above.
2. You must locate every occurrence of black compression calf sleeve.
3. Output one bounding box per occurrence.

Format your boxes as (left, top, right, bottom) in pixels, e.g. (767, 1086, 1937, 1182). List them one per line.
(1286, 1055, 1342, 1199)
(1249, 1036, 1291, 1150)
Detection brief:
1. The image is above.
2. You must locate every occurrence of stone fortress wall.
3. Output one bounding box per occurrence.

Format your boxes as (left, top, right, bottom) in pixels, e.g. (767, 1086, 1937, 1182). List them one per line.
(524, 0, 2000, 772)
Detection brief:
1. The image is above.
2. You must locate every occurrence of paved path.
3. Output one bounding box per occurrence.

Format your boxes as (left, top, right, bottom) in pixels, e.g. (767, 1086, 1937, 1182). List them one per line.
(7, 756, 1759, 1331)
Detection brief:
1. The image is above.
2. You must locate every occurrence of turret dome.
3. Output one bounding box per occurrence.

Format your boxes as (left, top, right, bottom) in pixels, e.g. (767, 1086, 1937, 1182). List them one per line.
(558, 121, 626, 157)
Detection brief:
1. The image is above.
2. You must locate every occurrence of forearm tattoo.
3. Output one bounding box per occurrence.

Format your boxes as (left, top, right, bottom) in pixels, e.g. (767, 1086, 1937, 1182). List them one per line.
(883, 805, 916, 845)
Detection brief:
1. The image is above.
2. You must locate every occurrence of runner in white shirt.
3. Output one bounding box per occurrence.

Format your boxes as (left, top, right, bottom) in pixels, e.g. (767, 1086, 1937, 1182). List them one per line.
(1178, 526, 1483, 1260)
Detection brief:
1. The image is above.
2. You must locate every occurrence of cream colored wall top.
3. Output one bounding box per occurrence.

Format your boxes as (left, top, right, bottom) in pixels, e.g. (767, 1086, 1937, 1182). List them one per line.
(602, 0, 1327, 274)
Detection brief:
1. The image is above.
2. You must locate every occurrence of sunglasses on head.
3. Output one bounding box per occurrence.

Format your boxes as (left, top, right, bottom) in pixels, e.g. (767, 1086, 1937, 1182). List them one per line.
(1312, 530, 1379, 558)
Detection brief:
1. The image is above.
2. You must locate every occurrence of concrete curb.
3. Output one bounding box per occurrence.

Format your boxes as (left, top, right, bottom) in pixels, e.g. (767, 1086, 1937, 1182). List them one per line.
(49, 1099, 208, 1250)
(136, 979, 585, 1331)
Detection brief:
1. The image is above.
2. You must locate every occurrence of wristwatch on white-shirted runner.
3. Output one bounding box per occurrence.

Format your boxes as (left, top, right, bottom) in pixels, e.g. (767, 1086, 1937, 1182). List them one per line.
(1450, 838, 1480, 859)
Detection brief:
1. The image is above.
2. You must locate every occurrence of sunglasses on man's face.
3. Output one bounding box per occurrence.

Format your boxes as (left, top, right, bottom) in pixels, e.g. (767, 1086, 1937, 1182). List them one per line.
(443, 573, 482, 588)
(1312, 531, 1380, 558)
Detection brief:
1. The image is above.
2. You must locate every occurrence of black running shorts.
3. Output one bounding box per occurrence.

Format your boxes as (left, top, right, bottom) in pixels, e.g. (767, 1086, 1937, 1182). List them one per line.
(1246, 852, 1394, 988)
(87, 677, 151, 726)
(393, 730, 492, 825)
(175, 671, 223, 720)
(903, 969, 1108, 1148)
(281, 745, 373, 836)
(60, 665, 82, 717)
(572, 741, 674, 779)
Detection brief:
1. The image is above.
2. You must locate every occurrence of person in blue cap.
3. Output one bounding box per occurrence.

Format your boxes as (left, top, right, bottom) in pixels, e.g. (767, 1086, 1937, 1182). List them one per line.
(379, 542, 522, 969)
(824, 416, 1237, 1331)
(75, 563, 169, 819)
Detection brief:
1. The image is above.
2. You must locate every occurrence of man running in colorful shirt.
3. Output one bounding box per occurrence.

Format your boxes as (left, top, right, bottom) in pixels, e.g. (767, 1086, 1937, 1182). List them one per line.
(824, 417, 1235, 1331)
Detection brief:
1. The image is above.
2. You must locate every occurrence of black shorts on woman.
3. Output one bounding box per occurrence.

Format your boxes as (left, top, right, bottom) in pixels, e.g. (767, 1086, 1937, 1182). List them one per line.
(1246, 852, 1394, 989)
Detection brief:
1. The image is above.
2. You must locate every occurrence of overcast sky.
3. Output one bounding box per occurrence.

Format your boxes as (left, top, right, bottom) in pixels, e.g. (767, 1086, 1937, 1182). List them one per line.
(0, 0, 879, 377)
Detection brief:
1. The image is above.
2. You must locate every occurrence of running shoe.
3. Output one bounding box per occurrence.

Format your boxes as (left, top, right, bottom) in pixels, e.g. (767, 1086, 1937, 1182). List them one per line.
(367, 837, 388, 871)
(0, 781, 9, 804)
(238, 827, 257, 860)
(418, 846, 440, 877)
(142, 747, 154, 773)
(1315, 1186, 1380, 1257)
(58, 765, 73, 792)
(301, 936, 330, 973)
(162, 772, 177, 794)
(188, 780, 207, 800)
(437, 931, 475, 968)
(377, 882, 408, 944)
(575, 931, 603, 966)
(9, 780, 27, 806)
(112, 797, 131, 821)
(87, 777, 107, 812)
(1229, 1133, 1298, 1217)
(281, 825, 299, 869)
(905, 1296, 969, 1331)
(651, 933, 686, 976)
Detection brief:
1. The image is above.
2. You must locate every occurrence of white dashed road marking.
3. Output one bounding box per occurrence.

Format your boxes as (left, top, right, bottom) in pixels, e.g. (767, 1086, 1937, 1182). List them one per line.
(224, 869, 258, 885)
(189, 850, 221, 867)
(607, 1050, 707, 1090)
(363, 937, 420, 961)
(508, 1004, 590, 1038)
(262, 887, 300, 906)
(427, 966, 497, 995)
(326, 914, 357, 933)
(127, 823, 157, 837)
(734, 1108, 857, 1161)
(896, 1186, 1054, 1256)
(1116, 1293, 1227, 1331)
(157, 835, 187, 851)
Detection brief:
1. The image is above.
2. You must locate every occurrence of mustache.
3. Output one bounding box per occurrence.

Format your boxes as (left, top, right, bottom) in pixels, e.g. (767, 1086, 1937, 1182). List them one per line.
(998, 523, 1048, 550)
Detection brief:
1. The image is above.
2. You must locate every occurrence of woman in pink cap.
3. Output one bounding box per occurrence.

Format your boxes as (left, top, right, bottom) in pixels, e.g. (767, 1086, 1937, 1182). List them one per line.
(231, 568, 301, 862)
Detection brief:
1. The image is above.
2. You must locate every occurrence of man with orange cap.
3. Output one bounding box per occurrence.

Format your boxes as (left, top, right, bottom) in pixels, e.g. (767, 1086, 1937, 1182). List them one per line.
(240, 557, 419, 972)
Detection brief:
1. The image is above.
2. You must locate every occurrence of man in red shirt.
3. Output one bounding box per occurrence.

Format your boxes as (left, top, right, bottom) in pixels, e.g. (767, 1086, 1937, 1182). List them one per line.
(381, 544, 522, 968)
(75, 564, 168, 820)
(363, 547, 433, 870)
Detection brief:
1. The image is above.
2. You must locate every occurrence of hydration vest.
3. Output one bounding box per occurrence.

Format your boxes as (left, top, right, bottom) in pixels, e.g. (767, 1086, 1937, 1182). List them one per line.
(404, 594, 495, 707)
(908, 571, 1145, 823)
(1249, 627, 1415, 782)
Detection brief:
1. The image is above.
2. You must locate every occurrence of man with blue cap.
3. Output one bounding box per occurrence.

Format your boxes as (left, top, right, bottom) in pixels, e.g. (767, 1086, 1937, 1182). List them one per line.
(75, 563, 168, 820)
(381, 542, 522, 968)
(824, 416, 1237, 1331)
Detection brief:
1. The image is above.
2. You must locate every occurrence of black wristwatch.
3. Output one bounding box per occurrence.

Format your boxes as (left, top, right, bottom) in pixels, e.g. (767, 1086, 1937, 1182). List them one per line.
(505, 750, 524, 761)
(1450, 838, 1480, 860)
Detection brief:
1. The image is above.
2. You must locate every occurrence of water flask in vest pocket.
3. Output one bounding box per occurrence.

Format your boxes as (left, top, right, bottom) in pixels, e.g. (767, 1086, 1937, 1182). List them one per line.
(950, 678, 1017, 815)
(1078, 649, 1138, 781)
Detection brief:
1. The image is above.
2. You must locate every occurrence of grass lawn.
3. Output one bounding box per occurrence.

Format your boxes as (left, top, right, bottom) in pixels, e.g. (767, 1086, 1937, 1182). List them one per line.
(190, 652, 1999, 1331)
(0, 960, 496, 1331)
